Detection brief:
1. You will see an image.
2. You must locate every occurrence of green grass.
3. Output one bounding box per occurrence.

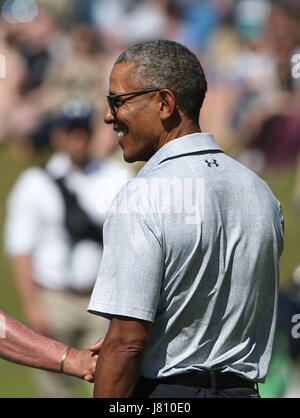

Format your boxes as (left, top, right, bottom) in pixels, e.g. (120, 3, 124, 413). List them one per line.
(0, 140, 299, 397)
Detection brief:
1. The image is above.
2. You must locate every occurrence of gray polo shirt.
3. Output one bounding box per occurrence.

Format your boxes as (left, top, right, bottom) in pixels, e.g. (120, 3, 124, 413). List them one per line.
(88, 133, 284, 382)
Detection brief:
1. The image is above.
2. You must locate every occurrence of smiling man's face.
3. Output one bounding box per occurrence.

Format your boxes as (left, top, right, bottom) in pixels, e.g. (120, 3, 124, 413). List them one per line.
(104, 61, 163, 163)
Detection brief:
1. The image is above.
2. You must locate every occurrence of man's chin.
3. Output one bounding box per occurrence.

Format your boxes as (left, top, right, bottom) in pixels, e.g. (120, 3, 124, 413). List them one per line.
(123, 152, 137, 163)
(122, 148, 151, 163)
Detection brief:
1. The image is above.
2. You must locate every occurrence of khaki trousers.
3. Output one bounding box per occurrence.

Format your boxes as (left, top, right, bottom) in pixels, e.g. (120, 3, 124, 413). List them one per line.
(32, 286, 107, 398)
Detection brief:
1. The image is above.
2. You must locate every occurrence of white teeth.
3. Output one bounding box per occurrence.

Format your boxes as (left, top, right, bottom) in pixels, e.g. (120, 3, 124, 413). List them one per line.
(117, 131, 125, 137)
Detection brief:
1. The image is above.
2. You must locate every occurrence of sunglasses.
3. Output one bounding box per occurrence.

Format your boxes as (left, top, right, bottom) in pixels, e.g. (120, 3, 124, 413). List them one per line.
(107, 89, 161, 117)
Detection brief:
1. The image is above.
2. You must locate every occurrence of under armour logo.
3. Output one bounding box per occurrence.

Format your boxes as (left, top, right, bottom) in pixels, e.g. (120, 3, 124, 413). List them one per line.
(205, 159, 219, 167)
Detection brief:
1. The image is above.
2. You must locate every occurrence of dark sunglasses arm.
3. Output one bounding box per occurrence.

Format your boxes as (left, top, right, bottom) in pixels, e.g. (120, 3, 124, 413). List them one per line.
(107, 89, 160, 99)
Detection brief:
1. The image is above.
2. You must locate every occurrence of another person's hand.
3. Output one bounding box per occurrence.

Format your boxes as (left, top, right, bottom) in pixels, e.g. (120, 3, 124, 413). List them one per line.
(89, 337, 105, 355)
(62, 348, 98, 382)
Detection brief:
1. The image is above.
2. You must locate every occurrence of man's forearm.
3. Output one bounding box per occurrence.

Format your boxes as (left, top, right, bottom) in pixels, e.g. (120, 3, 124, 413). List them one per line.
(0, 309, 66, 371)
(0, 309, 97, 380)
(92, 316, 151, 397)
(93, 341, 144, 398)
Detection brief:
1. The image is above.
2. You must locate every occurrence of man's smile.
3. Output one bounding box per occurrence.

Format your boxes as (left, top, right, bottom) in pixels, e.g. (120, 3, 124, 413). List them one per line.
(113, 123, 129, 139)
(116, 131, 126, 138)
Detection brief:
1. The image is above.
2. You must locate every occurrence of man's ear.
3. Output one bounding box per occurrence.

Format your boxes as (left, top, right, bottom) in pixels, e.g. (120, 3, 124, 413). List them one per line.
(158, 89, 177, 120)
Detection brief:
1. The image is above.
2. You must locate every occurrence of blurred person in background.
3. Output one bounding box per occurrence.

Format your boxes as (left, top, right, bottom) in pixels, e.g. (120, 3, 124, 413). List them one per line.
(89, 0, 233, 58)
(9, 7, 72, 93)
(36, 0, 78, 25)
(0, 3, 121, 160)
(197, 0, 300, 176)
(230, 0, 300, 174)
(200, 0, 281, 164)
(43, 23, 108, 117)
(0, 5, 73, 141)
(166, 0, 234, 56)
(0, 5, 113, 155)
(91, 0, 169, 55)
(4, 99, 133, 397)
(0, 16, 31, 141)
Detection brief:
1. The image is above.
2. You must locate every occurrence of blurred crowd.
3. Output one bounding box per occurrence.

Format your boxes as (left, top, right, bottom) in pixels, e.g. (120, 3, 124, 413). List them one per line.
(1, 0, 300, 398)
(0, 0, 299, 169)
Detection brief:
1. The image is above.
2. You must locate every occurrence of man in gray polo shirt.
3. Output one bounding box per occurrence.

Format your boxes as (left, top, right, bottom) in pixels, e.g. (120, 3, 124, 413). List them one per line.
(88, 40, 284, 398)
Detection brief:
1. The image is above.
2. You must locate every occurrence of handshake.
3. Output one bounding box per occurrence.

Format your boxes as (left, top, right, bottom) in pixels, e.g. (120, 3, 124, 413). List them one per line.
(63, 337, 104, 382)
(0, 309, 106, 383)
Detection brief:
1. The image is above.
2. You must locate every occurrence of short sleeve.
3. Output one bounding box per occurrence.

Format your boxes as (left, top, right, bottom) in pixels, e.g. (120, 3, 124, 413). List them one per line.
(88, 184, 164, 323)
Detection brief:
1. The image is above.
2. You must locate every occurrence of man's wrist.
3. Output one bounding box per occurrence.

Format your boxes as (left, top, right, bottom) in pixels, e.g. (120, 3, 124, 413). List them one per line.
(59, 346, 71, 373)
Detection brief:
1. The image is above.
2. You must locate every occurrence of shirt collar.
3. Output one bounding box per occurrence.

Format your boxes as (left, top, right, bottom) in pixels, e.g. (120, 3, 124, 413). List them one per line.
(137, 133, 223, 176)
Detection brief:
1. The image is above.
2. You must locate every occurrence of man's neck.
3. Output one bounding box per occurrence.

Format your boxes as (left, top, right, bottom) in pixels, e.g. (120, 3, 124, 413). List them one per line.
(157, 120, 201, 152)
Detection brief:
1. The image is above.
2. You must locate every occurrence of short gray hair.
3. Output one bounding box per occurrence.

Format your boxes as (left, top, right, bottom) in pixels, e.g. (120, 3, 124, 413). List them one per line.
(115, 40, 207, 122)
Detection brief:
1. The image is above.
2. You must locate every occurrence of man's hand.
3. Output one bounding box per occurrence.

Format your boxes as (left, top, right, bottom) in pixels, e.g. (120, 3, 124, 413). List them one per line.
(63, 348, 98, 382)
(89, 337, 105, 354)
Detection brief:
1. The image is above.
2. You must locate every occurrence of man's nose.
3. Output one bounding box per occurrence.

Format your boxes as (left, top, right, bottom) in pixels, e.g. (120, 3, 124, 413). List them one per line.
(104, 105, 115, 124)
